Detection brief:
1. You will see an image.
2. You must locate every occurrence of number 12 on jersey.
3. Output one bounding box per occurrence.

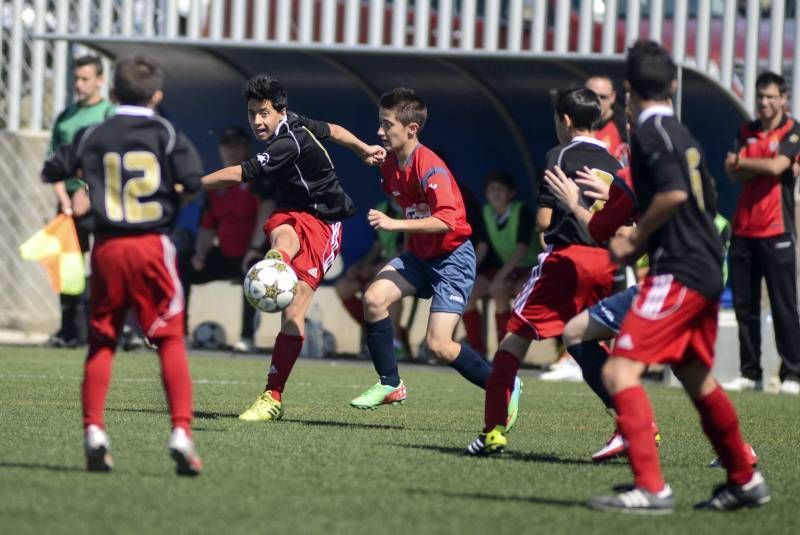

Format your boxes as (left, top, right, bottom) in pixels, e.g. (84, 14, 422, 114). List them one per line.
(103, 151, 163, 223)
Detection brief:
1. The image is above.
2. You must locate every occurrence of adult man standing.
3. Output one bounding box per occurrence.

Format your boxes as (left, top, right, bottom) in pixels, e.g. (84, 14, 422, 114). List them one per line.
(47, 55, 115, 348)
(724, 72, 800, 395)
(586, 76, 628, 164)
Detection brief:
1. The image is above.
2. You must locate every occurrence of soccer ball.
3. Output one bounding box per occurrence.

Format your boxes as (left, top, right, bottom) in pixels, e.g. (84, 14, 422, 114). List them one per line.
(243, 259, 298, 313)
(192, 321, 227, 350)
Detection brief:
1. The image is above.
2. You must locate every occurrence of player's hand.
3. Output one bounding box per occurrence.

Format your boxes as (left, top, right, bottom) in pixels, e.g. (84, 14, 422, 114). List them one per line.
(362, 145, 387, 167)
(724, 152, 738, 173)
(609, 234, 637, 265)
(368, 209, 397, 231)
(241, 249, 262, 274)
(191, 254, 206, 272)
(575, 166, 611, 201)
(71, 188, 91, 217)
(489, 273, 508, 296)
(59, 198, 73, 217)
(543, 166, 580, 211)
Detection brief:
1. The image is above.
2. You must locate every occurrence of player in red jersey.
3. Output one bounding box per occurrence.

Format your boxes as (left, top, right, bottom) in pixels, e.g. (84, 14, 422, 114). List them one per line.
(586, 76, 629, 165)
(349, 88, 521, 421)
(466, 87, 620, 456)
(587, 41, 769, 514)
(200, 75, 385, 421)
(42, 56, 204, 476)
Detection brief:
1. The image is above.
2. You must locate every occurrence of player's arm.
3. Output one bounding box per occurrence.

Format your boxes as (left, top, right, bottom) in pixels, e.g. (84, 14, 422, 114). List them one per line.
(191, 227, 217, 271)
(241, 197, 276, 272)
(201, 165, 244, 190)
(171, 132, 205, 196)
(726, 152, 793, 182)
(327, 123, 386, 166)
(41, 128, 82, 190)
(368, 209, 449, 233)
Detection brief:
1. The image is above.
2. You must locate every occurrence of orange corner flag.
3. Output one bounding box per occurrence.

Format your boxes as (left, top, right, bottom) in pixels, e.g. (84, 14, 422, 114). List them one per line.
(19, 214, 86, 295)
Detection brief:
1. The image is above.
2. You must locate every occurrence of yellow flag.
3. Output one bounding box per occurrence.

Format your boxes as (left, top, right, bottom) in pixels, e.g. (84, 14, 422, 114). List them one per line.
(19, 214, 86, 295)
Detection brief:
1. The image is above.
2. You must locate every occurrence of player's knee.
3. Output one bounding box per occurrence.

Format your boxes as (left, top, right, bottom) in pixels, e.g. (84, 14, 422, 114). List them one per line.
(362, 286, 388, 317)
(425, 334, 455, 362)
(562, 318, 583, 348)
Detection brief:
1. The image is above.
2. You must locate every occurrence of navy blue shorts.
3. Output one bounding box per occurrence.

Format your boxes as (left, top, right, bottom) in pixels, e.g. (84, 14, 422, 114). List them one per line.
(388, 240, 476, 315)
(587, 285, 638, 333)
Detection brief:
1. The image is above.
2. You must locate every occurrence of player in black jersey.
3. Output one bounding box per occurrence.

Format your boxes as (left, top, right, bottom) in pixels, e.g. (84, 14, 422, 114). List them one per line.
(42, 55, 204, 476)
(588, 41, 769, 514)
(200, 75, 385, 421)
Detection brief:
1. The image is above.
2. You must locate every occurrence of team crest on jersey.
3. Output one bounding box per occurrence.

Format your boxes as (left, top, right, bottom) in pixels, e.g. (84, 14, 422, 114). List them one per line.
(257, 153, 270, 167)
(790, 134, 799, 143)
(391, 190, 400, 196)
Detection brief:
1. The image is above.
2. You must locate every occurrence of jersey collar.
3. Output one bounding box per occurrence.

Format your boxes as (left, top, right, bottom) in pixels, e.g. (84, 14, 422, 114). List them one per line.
(572, 135, 607, 149)
(115, 105, 154, 117)
(637, 105, 674, 126)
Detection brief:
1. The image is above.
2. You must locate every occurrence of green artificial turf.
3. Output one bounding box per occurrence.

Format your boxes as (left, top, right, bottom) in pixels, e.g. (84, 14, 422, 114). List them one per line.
(0, 346, 796, 534)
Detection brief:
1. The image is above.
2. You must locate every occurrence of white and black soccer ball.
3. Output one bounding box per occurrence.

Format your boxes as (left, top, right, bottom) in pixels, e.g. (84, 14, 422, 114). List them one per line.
(244, 258, 298, 313)
(192, 321, 227, 350)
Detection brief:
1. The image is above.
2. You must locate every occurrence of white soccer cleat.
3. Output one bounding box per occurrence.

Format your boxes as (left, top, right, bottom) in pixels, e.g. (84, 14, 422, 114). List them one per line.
(540, 356, 583, 382)
(592, 431, 626, 463)
(720, 376, 763, 392)
(231, 338, 256, 353)
(84, 424, 113, 472)
(779, 379, 800, 395)
(168, 427, 203, 476)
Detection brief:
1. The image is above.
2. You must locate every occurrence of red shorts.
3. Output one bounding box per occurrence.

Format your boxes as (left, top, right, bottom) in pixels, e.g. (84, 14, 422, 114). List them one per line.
(507, 244, 616, 340)
(613, 274, 719, 367)
(89, 234, 184, 343)
(265, 210, 343, 290)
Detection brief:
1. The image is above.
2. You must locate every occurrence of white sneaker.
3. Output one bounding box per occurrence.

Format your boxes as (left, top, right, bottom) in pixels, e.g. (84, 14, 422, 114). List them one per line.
(231, 338, 255, 353)
(84, 424, 113, 472)
(540, 357, 583, 382)
(721, 376, 763, 392)
(168, 427, 203, 476)
(779, 379, 800, 395)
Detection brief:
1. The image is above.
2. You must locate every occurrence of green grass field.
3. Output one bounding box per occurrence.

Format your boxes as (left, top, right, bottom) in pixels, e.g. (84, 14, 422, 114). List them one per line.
(0, 346, 796, 534)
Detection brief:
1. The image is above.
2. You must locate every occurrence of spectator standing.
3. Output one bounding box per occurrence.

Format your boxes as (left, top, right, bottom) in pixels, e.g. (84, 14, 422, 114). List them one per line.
(724, 72, 800, 395)
(586, 76, 629, 165)
(46, 55, 115, 348)
(180, 127, 264, 353)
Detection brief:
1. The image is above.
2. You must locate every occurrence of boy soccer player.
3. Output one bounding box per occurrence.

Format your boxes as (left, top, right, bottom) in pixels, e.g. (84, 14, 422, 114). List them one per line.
(588, 41, 769, 514)
(42, 56, 204, 475)
(200, 75, 385, 421)
(465, 87, 621, 456)
(349, 87, 521, 423)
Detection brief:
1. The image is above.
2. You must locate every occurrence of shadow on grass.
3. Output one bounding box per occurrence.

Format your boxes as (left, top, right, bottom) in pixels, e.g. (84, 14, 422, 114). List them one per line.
(409, 488, 584, 508)
(282, 418, 404, 430)
(0, 461, 84, 473)
(107, 407, 239, 420)
(401, 444, 594, 465)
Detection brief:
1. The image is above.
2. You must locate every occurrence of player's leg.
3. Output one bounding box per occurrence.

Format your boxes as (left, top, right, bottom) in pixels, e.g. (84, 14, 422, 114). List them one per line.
(727, 237, 764, 390)
(426, 311, 493, 388)
(463, 274, 490, 354)
(336, 264, 366, 326)
(489, 274, 514, 344)
(265, 223, 301, 262)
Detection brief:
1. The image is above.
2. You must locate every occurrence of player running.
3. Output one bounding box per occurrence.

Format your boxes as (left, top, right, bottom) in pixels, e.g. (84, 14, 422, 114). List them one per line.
(349, 87, 521, 425)
(587, 41, 769, 514)
(42, 55, 204, 476)
(201, 74, 385, 421)
(465, 87, 621, 456)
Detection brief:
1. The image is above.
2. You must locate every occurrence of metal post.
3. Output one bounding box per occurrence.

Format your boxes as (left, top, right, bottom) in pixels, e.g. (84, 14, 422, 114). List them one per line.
(121, 0, 134, 36)
(676, 65, 683, 121)
(460, 0, 476, 50)
(673, 0, 687, 64)
(7, 0, 24, 132)
(189, 0, 203, 38)
(100, 0, 113, 35)
(532, 0, 546, 53)
(165, 0, 179, 37)
(322, 0, 337, 45)
(78, 0, 91, 34)
(52, 0, 70, 124)
(391, 0, 406, 48)
(625, 0, 640, 46)
(650, 0, 664, 44)
(601, 0, 617, 54)
(508, 0, 522, 52)
(30, 0, 47, 131)
(554, 0, 570, 53)
(210, 0, 224, 40)
(143, 1, 155, 37)
(768, 0, 785, 74)
(276, 0, 291, 43)
(720, 0, 736, 89)
(414, 0, 430, 49)
(743, 0, 760, 116)
(485, 0, 500, 52)
(577, 0, 592, 53)
(696, 0, 711, 72)
(369, 0, 386, 47)
(345, 0, 360, 46)
(437, 0, 453, 50)
(231, 0, 247, 40)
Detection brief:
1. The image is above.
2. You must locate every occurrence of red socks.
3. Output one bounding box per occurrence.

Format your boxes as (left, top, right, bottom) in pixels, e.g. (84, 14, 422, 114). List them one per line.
(156, 336, 193, 434)
(82, 343, 115, 429)
(613, 386, 665, 493)
(495, 311, 511, 343)
(484, 350, 520, 431)
(265, 332, 304, 401)
(342, 295, 365, 326)
(462, 309, 485, 354)
(692, 385, 754, 486)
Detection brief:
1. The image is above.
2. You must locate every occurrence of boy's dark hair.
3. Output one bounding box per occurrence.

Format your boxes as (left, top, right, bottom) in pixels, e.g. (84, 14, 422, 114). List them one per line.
(379, 87, 427, 130)
(756, 71, 787, 95)
(625, 40, 676, 101)
(551, 87, 602, 130)
(75, 55, 103, 76)
(113, 55, 163, 106)
(244, 75, 288, 111)
(484, 171, 516, 192)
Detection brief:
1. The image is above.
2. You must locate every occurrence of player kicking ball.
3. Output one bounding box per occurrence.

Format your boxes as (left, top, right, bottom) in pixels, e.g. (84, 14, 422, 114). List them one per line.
(42, 56, 204, 475)
(201, 75, 385, 422)
(587, 41, 769, 514)
(349, 88, 521, 427)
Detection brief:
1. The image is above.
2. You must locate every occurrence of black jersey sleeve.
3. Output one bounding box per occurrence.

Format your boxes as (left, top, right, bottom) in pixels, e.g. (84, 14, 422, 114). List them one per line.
(241, 136, 301, 184)
(538, 148, 558, 209)
(517, 204, 533, 244)
(779, 125, 800, 160)
(41, 127, 85, 183)
(294, 113, 331, 141)
(642, 132, 689, 195)
(170, 132, 204, 194)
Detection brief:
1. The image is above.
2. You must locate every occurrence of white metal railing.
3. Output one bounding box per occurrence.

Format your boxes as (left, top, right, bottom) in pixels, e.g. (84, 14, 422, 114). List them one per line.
(1, 0, 798, 133)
